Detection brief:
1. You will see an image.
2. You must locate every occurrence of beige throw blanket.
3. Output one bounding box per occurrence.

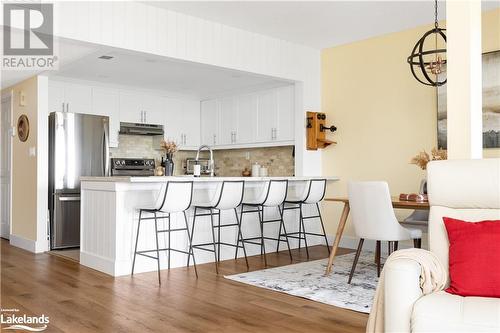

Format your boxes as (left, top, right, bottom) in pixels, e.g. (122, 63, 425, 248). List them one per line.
(366, 248, 447, 333)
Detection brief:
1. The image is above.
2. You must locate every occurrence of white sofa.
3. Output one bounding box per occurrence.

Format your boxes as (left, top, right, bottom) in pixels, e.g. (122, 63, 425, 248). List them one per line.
(384, 159, 500, 332)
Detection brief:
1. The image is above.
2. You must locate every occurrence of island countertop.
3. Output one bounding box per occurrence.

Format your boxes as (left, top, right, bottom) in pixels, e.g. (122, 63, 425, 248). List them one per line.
(80, 176, 340, 183)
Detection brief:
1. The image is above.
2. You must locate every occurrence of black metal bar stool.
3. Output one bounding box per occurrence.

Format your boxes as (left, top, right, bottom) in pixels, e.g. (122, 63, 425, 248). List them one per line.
(281, 179, 330, 259)
(132, 181, 197, 284)
(188, 180, 248, 274)
(237, 179, 292, 266)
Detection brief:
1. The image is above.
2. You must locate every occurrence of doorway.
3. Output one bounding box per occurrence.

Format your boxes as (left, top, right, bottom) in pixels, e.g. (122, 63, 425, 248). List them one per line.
(0, 93, 12, 239)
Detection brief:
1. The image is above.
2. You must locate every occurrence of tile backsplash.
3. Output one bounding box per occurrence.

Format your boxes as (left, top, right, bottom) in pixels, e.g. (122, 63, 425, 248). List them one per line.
(110, 135, 295, 176)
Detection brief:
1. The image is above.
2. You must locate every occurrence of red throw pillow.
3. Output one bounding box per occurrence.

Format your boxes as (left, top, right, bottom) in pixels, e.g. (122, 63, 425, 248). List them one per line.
(443, 217, 500, 298)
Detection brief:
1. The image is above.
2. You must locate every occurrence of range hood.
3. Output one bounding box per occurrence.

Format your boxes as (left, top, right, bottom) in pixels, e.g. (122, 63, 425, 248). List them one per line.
(119, 122, 164, 136)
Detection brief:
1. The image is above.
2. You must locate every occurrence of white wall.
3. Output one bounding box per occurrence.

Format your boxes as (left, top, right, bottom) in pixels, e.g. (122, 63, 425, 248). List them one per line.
(53, 1, 322, 176)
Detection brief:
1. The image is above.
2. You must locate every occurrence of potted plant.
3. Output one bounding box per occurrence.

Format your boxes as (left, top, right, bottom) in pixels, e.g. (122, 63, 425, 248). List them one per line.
(160, 139, 178, 176)
(410, 147, 447, 193)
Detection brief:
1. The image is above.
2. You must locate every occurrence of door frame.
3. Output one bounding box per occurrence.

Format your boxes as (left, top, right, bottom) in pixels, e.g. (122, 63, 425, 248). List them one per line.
(1, 90, 13, 240)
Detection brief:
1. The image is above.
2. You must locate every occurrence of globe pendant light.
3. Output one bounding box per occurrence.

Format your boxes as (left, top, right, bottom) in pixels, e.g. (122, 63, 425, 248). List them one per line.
(407, 0, 447, 86)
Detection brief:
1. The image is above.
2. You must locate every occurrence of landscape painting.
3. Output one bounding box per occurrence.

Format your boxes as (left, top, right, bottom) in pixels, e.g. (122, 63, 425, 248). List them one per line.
(437, 50, 500, 149)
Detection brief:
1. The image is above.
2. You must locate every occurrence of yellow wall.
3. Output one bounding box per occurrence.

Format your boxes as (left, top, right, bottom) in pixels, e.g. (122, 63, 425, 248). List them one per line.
(3, 77, 39, 240)
(321, 9, 500, 237)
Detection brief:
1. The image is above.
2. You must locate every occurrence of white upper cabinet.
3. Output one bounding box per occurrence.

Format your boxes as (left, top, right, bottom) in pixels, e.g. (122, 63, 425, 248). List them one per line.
(219, 97, 237, 145)
(48, 81, 91, 114)
(119, 90, 144, 123)
(201, 99, 219, 146)
(256, 89, 278, 142)
(164, 98, 200, 150)
(64, 83, 92, 114)
(142, 94, 165, 125)
(276, 85, 295, 141)
(92, 87, 120, 147)
(48, 81, 65, 112)
(235, 93, 257, 144)
(180, 100, 201, 149)
(163, 97, 182, 143)
(201, 85, 294, 148)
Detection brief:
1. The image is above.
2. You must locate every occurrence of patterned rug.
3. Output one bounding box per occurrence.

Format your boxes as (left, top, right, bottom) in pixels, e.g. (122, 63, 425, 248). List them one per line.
(225, 252, 382, 313)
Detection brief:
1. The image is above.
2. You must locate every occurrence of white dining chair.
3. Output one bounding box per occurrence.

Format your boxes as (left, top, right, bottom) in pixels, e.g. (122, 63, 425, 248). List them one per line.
(347, 181, 422, 283)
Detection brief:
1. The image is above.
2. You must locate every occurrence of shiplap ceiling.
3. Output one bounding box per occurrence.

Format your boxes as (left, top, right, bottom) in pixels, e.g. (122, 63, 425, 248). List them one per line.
(146, 1, 500, 49)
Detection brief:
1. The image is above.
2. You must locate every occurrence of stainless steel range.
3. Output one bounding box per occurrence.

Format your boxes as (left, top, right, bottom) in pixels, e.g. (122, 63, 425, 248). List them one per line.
(111, 158, 155, 176)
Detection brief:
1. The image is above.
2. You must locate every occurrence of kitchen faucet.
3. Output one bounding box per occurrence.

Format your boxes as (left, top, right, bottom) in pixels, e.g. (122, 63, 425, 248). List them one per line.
(195, 145, 215, 177)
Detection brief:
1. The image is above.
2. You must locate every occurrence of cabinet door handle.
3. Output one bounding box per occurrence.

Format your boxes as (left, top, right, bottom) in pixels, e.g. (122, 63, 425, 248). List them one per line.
(61, 102, 65, 112)
(144, 111, 147, 123)
(213, 134, 216, 145)
(66, 103, 69, 113)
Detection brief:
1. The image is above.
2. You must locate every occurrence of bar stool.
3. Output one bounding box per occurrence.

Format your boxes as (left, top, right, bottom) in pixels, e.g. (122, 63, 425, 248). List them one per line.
(188, 180, 248, 274)
(131, 181, 197, 284)
(237, 179, 292, 266)
(281, 179, 330, 259)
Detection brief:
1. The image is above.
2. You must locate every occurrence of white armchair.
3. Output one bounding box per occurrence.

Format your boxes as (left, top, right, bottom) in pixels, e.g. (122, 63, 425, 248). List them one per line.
(384, 159, 500, 333)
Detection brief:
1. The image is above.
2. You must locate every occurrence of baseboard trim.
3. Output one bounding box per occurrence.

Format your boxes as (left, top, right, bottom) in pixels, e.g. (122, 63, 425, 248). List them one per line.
(10, 234, 36, 253)
(80, 251, 116, 276)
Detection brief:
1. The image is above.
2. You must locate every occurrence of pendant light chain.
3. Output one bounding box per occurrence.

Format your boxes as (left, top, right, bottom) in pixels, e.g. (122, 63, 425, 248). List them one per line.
(434, 0, 439, 29)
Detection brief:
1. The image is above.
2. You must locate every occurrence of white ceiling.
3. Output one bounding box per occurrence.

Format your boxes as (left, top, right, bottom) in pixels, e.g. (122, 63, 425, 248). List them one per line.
(146, 1, 500, 49)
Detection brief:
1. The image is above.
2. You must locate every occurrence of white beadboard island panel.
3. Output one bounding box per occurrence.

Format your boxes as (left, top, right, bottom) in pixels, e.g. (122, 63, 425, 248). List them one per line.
(80, 177, 338, 276)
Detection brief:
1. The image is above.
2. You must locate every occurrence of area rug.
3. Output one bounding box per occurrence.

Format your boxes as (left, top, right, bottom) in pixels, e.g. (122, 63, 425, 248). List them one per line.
(225, 252, 382, 313)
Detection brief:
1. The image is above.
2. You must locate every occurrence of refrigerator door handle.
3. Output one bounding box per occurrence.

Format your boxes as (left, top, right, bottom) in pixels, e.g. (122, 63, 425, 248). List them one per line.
(59, 196, 81, 201)
(103, 121, 110, 176)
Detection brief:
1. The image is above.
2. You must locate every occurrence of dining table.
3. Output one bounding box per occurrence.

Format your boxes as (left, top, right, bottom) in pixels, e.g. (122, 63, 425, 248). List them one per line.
(324, 196, 430, 275)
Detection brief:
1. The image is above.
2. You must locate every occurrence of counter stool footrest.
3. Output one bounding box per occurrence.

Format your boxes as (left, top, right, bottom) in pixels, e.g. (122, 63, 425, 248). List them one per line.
(136, 253, 159, 260)
(157, 227, 189, 233)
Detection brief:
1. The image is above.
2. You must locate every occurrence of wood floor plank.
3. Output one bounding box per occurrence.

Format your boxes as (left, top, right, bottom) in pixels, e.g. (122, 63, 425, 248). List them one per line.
(0, 239, 367, 332)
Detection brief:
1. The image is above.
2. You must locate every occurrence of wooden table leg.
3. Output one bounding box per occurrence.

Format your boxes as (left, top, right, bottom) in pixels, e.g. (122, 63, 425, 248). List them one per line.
(325, 202, 350, 275)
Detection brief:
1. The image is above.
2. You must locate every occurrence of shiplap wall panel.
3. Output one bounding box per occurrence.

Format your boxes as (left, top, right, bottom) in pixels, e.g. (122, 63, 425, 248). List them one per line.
(53, 1, 319, 82)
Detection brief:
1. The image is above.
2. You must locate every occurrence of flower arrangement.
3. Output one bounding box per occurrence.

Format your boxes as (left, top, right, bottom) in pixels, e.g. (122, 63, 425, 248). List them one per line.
(410, 147, 447, 170)
(160, 139, 178, 154)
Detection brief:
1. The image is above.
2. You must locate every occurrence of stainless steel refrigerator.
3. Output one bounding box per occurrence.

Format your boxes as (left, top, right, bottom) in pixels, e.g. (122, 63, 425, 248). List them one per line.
(48, 112, 110, 249)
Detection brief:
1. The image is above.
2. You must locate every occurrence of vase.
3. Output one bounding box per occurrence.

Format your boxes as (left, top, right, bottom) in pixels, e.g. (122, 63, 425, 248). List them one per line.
(164, 153, 174, 176)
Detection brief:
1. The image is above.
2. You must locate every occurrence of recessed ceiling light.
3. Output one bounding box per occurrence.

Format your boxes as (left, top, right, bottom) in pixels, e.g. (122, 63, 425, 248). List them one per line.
(98, 55, 114, 60)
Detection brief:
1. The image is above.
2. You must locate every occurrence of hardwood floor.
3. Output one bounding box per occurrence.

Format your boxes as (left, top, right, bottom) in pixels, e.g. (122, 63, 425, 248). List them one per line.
(1, 239, 367, 332)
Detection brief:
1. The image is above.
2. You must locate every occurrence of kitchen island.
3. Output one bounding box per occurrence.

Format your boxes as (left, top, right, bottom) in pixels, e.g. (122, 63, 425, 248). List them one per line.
(80, 176, 339, 276)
